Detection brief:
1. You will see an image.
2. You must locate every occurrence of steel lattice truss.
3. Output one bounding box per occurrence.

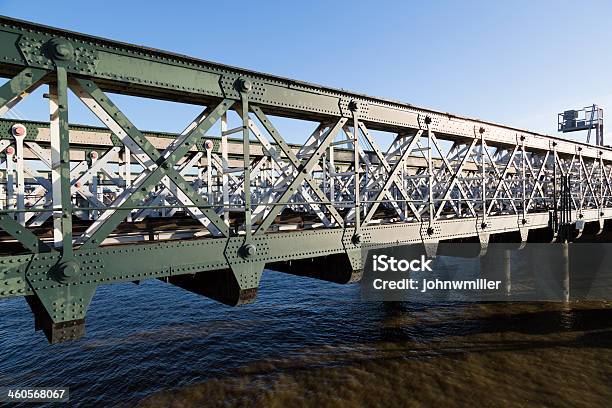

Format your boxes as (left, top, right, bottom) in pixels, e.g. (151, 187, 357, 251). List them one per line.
(0, 15, 610, 342)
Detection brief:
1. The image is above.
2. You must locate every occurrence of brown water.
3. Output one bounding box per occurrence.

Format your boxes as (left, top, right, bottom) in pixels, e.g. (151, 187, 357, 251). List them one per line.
(138, 301, 612, 408)
(2, 273, 611, 407)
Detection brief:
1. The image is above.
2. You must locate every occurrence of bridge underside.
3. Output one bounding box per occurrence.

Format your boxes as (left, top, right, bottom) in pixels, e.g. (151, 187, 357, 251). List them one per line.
(1, 16, 611, 343)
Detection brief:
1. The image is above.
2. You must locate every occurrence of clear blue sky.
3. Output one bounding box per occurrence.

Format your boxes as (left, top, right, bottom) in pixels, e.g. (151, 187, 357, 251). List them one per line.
(2, 0, 612, 143)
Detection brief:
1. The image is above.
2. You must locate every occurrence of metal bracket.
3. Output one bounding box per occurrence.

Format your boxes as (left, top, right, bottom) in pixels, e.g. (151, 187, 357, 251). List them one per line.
(339, 97, 368, 117)
(0, 119, 37, 141)
(219, 74, 266, 100)
(18, 34, 99, 71)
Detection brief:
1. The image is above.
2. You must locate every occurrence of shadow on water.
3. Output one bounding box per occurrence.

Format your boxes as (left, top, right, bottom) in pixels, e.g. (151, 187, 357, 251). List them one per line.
(1, 271, 611, 407)
(134, 299, 612, 407)
(212, 304, 612, 378)
(378, 301, 612, 339)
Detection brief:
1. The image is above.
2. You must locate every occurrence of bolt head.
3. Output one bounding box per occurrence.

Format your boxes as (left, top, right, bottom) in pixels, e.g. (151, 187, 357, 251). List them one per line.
(352, 234, 362, 245)
(427, 226, 434, 236)
(241, 243, 257, 258)
(59, 260, 80, 280)
(481, 222, 487, 229)
(56, 44, 70, 57)
(5, 146, 14, 155)
(47, 38, 74, 61)
(237, 78, 252, 92)
(90, 151, 98, 159)
(11, 124, 26, 137)
(205, 140, 214, 150)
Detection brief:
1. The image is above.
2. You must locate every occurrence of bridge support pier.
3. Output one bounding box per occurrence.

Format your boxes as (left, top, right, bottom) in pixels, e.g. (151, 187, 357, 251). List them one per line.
(23, 285, 96, 344)
(25, 296, 85, 344)
(267, 253, 362, 284)
(168, 263, 264, 307)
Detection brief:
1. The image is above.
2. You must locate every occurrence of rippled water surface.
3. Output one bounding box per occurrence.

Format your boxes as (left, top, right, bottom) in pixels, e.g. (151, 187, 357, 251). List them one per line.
(1, 271, 611, 407)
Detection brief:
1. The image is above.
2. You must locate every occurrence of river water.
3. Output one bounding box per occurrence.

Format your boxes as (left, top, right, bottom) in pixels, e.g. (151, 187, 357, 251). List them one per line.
(0, 270, 611, 407)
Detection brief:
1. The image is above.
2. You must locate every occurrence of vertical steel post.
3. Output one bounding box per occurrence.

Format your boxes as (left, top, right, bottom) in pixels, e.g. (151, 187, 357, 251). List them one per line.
(579, 151, 583, 215)
(329, 145, 335, 204)
(600, 152, 604, 213)
(481, 130, 486, 223)
(427, 127, 434, 224)
(521, 138, 526, 221)
(270, 156, 276, 188)
(123, 147, 131, 221)
(13, 133, 25, 225)
(241, 93, 251, 239)
(322, 151, 328, 196)
(362, 148, 368, 220)
(206, 148, 213, 204)
(49, 67, 73, 255)
(352, 109, 360, 227)
(221, 112, 230, 227)
(89, 150, 98, 220)
(5, 147, 14, 215)
(403, 159, 408, 219)
(553, 146, 558, 232)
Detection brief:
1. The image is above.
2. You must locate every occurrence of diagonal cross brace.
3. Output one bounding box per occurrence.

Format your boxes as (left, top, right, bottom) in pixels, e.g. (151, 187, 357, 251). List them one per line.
(249, 122, 330, 224)
(579, 156, 600, 208)
(245, 111, 331, 225)
(345, 124, 416, 222)
(0, 68, 51, 252)
(70, 79, 232, 246)
(434, 139, 477, 219)
(429, 134, 476, 217)
(0, 213, 53, 253)
(134, 152, 204, 221)
(487, 146, 519, 215)
(254, 117, 347, 235)
(251, 106, 345, 227)
(482, 146, 517, 214)
(26, 150, 116, 226)
(79, 106, 231, 247)
(525, 151, 550, 210)
(362, 131, 422, 225)
(0, 67, 48, 117)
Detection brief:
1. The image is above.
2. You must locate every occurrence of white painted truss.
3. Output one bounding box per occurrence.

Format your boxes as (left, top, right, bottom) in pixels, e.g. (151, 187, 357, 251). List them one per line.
(1, 77, 612, 248)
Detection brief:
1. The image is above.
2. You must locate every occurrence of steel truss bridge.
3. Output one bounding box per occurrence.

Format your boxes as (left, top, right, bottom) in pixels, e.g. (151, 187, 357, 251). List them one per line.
(0, 16, 611, 343)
